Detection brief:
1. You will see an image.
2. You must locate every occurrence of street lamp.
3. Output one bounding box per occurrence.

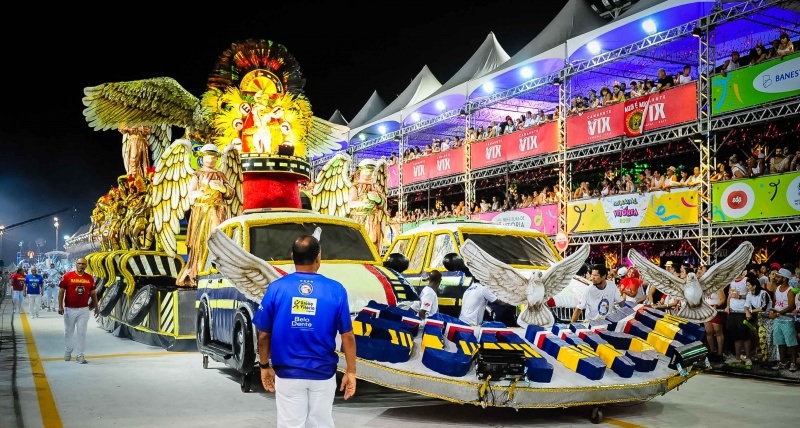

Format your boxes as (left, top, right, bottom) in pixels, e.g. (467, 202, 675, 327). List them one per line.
(0, 225, 5, 262)
(54, 217, 59, 251)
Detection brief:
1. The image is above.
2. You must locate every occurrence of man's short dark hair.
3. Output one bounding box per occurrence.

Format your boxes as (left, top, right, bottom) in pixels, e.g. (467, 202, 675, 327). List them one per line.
(427, 269, 442, 285)
(592, 264, 608, 277)
(292, 235, 321, 265)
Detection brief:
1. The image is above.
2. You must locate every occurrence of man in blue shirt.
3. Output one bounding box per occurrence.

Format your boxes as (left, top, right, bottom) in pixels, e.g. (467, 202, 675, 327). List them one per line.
(24, 266, 45, 318)
(253, 235, 356, 428)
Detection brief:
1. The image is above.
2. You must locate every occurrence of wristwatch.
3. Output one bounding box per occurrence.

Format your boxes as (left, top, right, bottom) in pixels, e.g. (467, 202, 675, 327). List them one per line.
(259, 361, 271, 369)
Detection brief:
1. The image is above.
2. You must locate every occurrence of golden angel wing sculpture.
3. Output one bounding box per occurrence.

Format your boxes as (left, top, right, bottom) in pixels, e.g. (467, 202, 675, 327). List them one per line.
(147, 140, 195, 257)
(217, 143, 244, 217)
(306, 117, 348, 158)
(311, 152, 353, 217)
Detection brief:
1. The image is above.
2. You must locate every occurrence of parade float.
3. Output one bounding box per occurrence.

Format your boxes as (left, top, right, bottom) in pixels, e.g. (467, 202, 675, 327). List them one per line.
(68, 37, 759, 422)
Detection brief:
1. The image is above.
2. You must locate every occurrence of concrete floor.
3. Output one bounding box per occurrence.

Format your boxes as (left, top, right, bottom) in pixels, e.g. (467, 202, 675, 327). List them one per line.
(1, 295, 797, 428)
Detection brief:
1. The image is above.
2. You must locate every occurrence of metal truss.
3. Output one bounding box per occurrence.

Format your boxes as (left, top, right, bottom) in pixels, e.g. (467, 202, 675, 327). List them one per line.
(566, 138, 624, 161)
(568, 226, 700, 246)
(388, 174, 465, 197)
(623, 123, 701, 151)
(710, 97, 800, 131)
(698, 25, 715, 265)
(558, 74, 569, 235)
(469, 72, 560, 112)
(711, 218, 800, 237)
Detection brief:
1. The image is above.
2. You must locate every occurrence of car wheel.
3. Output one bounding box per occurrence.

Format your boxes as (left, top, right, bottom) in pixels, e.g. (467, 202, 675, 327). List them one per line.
(98, 280, 123, 317)
(232, 312, 255, 376)
(124, 285, 155, 325)
(95, 281, 106, 301)
(196, 301, 211, 350)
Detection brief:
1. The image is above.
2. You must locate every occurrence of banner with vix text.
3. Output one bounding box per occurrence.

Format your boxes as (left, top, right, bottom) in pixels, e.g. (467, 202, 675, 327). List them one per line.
(470, 204, 559, 235)
(401, 146, 465, 186)
(566, 103, 626, 147)
(566, 188, 699, 233)
(712, 170, 800, 222)
(624, 82, 698, 136)
(471, 121, 559, 169)
(712, 53, 800, 115)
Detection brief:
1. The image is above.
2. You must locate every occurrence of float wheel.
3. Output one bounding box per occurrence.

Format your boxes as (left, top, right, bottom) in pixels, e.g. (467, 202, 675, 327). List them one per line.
(590, 407, 603, 424)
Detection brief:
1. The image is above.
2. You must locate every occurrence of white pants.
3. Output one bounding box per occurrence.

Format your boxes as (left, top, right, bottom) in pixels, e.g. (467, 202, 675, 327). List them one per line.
(27, 294, 41, 317)
(44, 287, 58, 309)
(64, 307, 90, 357)
(275, 374, 336, 428)
(12, 290, 24, 311)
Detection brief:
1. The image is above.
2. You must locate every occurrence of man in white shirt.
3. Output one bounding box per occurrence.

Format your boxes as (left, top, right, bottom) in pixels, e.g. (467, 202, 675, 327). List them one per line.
(440, 138, 451, 151)
(677, 65, 693, 84)
(459, 280, 500, 326)
(570, 264, 624, 323)
(418, 269, 441, 320)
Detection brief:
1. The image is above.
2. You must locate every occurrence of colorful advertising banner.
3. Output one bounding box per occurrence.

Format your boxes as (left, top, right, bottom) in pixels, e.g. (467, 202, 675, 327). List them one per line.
(712, 171, 800, 222)
(401, 146, 465, 185)
(400, 216, 469, 232)
(471, 122, 559, 169)
(566, 103, 626, 147)
(567, 188, 699, 233)
(712, 53, 800, 115)
(387, 164, 399, 188)
(470, 205, 559, 235)
(624, 83, 698, 136)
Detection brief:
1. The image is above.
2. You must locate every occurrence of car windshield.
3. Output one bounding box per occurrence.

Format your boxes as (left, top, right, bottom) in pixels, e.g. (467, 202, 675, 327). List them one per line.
(461, 233, 558, 267)
(250, 222, 376, 262)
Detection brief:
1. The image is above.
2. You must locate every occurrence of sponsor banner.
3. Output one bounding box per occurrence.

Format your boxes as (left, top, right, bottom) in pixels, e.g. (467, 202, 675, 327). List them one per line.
(566, 103, 625, 147)
(400, 216, 469, 232)
(387, 164, 399, 188)
(401, 147, 465, 185)
(712, 170, 800, 222)
(624, 83, 698, 136)
(402, 157, 428, 185)
(429, 146, 464, 180)
(567, 188, 699, 233)
(471, 122, 560, 169)
(470, 205, 559, 235)
(712, 53, 800, 115)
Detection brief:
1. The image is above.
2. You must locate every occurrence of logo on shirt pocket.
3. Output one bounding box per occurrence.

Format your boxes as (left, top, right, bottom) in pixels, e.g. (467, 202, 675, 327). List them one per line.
(292, 297, 317, 316)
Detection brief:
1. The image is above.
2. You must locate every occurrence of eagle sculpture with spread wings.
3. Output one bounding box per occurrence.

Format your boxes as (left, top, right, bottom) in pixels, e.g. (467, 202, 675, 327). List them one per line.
(627, 241, 754, 323)
(311, 153, 390, 251)
(461, 239, 591, 327)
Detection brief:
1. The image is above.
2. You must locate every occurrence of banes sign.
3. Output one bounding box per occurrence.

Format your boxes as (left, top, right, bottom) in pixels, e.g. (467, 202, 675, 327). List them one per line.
(400, 146, 465, 185)
(471, 121, 559, 169)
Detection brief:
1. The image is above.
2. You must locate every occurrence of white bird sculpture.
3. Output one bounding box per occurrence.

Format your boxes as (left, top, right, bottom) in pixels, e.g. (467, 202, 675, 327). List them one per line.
(460, 240, 591, 327)
(206, 229, 283, 303)
(627, 241, 754, 323)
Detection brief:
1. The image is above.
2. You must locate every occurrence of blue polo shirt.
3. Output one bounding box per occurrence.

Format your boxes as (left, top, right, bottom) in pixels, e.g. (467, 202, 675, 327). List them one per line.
(252, 271, 352, 380)
(25, 274, 44, 295)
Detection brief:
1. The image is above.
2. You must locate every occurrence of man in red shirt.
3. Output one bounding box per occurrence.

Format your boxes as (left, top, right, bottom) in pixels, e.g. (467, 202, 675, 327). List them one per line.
(10, 267, 26, 314)
(58, 258, 99, 364)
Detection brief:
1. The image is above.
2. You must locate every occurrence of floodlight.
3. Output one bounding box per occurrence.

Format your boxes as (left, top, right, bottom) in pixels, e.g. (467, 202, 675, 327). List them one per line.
(378, 125, 387, 135)
(520, 67, 533, 79)
(358, 134, 366, 141)
(411, 112, 421, 122)
(642, 19, 657, 35)
(692, 27, 703, 38)
(552, 77, 562, 86)
(435, 100, 446, 111)
(587, 41, 601, 55)
(482, 82, 494, 94)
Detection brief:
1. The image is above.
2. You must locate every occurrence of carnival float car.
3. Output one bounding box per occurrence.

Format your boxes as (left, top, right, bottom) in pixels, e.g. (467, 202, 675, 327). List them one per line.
(198, 209, 420, 392)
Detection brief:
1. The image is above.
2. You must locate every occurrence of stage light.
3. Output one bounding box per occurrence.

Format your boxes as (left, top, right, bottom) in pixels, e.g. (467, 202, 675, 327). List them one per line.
(378, 125, 387, 135)
(642, 19, 657, 35)
(587, 41, 601, 55)
(520, 66, 533, 79)
(359, 134, 366, 141)
(692, 27, 703, 38)
(435, 100, 446, 111)
(552, 77, 562, 86)
(458, 109, 468, 117)
(411, 112, 421, 122)
(482, 82, 494, 94)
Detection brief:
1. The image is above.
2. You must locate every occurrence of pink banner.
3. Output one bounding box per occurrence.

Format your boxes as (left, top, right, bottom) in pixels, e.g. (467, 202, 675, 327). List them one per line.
(625, 82, 698, 136)
(566, 103, 625, 147)
(387, 164, 399, 188)
(470, 204, 559, 235)
(402, 157, 428, 185)
(471, 122, 559, 169)
(428, 146, 464, 179)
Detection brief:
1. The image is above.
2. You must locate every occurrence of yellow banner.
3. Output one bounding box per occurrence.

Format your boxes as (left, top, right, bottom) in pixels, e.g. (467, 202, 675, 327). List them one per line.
(567, 188, 699, 233)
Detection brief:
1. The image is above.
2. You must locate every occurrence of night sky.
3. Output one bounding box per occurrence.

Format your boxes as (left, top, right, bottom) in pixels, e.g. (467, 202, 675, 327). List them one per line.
(0, 3, 571, 265)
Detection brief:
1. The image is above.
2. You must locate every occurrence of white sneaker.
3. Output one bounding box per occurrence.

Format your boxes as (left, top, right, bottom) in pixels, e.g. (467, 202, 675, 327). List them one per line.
(790, 363, 798, 373)
(64, 351, 72, 361)
(76, 355, 87, 364)
(744, 358, 753, 366)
